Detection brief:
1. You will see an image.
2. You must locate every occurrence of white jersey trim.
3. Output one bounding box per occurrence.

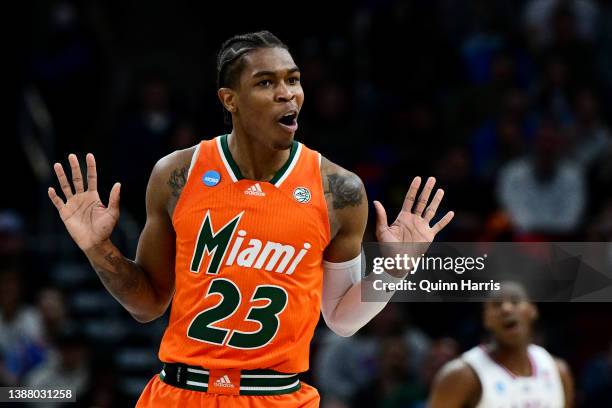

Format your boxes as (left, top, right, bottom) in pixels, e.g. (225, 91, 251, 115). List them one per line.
(216, 136, 238, 182)
(187, 143, 201, 179)
(273, 142, 303, 188)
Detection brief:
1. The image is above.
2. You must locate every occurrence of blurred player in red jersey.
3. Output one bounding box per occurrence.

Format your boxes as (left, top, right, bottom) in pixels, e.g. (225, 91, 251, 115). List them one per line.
(429, 282, 574, 408)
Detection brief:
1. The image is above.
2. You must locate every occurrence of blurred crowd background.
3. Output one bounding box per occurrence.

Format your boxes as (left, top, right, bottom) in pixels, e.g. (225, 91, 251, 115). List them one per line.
(3, 0, 612, 406)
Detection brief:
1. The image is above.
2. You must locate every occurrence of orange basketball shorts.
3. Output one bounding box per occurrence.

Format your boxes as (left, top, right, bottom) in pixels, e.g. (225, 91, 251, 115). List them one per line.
(136, 374, 320, 407)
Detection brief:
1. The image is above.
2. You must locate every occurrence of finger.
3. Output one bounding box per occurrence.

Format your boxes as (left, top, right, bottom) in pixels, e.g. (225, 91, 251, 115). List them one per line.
(424, 189, 444, 222)
(401, 177, 421, 213)
(86, 153, 97, 191)
(53, 162, 73, 198)
(432, 211, 455, 234)
(373, 200, 389, 234)
(68, 154, 84, 193)
(108, 182, 121, 213)
(414, 177, 436, 216)
(47, 187, 64, 210)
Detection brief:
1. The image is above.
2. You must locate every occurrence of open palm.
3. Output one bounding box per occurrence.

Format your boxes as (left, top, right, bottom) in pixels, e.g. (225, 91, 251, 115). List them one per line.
(48, 153, 121, 251)
(374, 176, 454, 245)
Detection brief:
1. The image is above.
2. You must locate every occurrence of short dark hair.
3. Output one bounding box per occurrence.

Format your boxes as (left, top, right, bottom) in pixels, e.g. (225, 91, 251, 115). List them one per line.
(216, 31, 289, 124)
(216, 30, 288, 89)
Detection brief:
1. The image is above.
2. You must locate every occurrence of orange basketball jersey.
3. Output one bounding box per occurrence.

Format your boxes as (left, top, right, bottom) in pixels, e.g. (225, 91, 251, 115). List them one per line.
(158, 135, 330, 373)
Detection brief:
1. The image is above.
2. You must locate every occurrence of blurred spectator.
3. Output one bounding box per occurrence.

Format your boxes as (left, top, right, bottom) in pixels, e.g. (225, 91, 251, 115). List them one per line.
(0, 210, 26, 263)
(523, 0, 598, 48)
(497, 119, 586, 238)
(30, 0, 107, 155)
(585, 197, 612, 243)
(315, 329, 382, 407)
(351, 336, 425, 408)
(315, 304, 429, 407)
(170, 120, 199, 150)
(568, 89, 611, 170)
(0, 267, 45, 385)
(24, 324, 91, 408)
(419, 337, 460, 391)
(389, 101, 443, 174)
(541, 2, 597, 82)
(434, 147, 493, 240)
(580, 341, 612, 406)
(460, 29, 504, 86)
(114, 73, 178, 223)
(37, 288, 68, 345)
(470, 88, 537, 180)
(597, 1, 612, 91)
(536, 58, 575, 126)
(461, 50, 520, 127)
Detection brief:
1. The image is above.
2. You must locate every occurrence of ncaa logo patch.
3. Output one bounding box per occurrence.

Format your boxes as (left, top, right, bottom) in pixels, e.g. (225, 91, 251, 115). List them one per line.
(202, 170, 221, 187)
(495, 381, 505, 394)
(293, 187, 311, 203)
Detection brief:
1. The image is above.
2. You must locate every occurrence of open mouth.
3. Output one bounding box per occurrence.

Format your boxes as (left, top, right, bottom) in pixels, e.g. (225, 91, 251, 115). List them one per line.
(503, 320, 519, 330)
(278, 112, 297, 127)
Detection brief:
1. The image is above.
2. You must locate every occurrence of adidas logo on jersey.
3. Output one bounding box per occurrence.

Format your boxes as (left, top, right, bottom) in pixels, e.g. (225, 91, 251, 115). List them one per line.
(244, 183, 265, 196)
(214, 375, 234, 388)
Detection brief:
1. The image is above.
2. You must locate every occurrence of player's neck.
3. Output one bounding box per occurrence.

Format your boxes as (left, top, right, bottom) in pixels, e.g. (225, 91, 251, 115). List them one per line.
(487, 341, 533, 377)
(227, 130, 291, 181)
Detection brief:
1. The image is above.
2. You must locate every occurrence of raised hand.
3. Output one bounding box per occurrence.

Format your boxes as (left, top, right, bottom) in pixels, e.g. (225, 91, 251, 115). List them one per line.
(48, 153, 121, 251)
(374, 176, 454, 244)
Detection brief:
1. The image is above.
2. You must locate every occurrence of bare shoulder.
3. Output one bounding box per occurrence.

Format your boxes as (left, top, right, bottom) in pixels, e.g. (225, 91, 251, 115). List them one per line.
(147, 145, 199, 215)
(554, 357, 572, 377)
(320, 155, 366, 241)
(151, 146, 197, 196)
(429, 358, 480, 408)
(554, 357, 575, 408)
(434, 358, 480, 387)
(320, 155, 365, 210)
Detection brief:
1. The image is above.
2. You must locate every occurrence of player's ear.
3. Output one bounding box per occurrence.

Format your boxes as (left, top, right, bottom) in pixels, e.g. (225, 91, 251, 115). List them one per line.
(218, 88, 237, 115)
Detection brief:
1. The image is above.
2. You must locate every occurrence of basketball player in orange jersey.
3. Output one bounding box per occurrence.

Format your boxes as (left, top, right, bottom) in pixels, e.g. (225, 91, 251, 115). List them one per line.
(428, 282, 574, 408)
(48, 31, 454, 407)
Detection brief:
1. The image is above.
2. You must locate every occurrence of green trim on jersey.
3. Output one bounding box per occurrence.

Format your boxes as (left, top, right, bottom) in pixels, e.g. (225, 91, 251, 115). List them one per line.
(219, 134, 299, 184)
(220, 134, 245, 180)
(269, 140, 299, 185)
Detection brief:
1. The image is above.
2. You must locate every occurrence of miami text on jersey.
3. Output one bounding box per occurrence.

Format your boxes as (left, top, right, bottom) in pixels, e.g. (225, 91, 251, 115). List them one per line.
(190, 210, 311, 276)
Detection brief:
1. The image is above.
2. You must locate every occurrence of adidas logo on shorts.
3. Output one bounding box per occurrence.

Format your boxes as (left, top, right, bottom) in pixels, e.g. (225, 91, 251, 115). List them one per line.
(244, 183, 265, 197)
(214, 374, 234, 388)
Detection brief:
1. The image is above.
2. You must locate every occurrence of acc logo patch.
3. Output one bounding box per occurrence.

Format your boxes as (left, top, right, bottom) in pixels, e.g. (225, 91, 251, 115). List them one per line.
(293, 187, 311, 203)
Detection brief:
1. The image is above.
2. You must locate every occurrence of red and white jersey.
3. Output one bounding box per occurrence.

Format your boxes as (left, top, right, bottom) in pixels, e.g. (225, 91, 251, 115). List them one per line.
(462, 344, 565, 408)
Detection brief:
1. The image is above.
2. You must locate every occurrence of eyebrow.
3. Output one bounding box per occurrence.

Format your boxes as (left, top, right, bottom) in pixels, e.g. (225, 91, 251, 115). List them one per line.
(252, 67, 300, 78)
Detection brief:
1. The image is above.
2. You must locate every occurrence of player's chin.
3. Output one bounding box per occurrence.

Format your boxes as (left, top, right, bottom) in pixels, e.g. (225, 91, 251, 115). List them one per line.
(498, 332, 528, 348)
(272, 124, 297, 149)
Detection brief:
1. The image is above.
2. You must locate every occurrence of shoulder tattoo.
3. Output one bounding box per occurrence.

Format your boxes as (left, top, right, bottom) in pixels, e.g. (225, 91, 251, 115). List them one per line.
(168, 165, 189, 198)
(326, 173, 363, 209)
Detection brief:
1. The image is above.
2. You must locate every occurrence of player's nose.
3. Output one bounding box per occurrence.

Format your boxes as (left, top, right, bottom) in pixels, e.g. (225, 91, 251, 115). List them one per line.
(500, 301, 514, 313)
(274, 82, 294, 102)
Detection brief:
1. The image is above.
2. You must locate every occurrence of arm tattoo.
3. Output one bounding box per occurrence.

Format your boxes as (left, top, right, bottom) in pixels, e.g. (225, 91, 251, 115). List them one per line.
(99, 251, 143, 296)
(168, 165, 189, 198)
(326, 173, 364, 209)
